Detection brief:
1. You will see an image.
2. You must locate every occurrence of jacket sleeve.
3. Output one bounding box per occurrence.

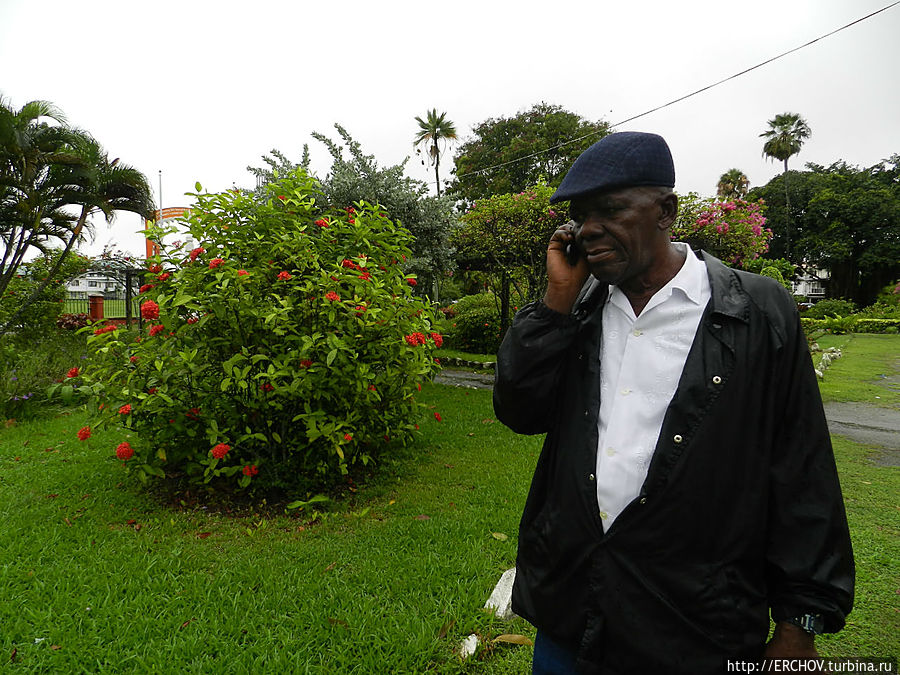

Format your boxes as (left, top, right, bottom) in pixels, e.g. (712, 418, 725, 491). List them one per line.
(493, 300, 581, 435)
(765, 304, 855, 632)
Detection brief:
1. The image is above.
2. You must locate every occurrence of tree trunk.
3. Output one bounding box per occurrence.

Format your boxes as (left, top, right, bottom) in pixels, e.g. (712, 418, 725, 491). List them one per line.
(0, 208, 87, 340)
(782, 158, 792, 261)
(433, 140, 441, 196)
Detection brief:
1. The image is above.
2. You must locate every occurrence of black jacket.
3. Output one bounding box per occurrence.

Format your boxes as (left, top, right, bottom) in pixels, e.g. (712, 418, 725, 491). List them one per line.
(493, 252, 854, 674)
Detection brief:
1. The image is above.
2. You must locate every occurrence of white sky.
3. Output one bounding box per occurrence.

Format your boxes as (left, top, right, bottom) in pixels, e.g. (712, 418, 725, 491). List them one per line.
(2, 0, 898, 259)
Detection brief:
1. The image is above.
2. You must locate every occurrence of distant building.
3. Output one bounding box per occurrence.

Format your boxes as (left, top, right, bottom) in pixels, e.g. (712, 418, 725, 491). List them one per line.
(792, 268, 828, 302)
(66, 271, 124, 300)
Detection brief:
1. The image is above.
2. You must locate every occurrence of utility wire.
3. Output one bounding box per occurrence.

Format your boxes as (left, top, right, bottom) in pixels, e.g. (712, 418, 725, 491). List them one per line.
(459, 1, 900, 180)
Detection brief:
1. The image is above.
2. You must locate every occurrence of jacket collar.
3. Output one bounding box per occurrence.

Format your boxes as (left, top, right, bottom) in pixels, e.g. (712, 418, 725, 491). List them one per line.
(699, 250, 750, 324)
(574, 249, 750, 324)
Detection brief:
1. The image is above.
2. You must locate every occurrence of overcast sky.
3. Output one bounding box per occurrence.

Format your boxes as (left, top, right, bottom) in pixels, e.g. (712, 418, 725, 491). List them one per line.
(2, 0, 898, 258)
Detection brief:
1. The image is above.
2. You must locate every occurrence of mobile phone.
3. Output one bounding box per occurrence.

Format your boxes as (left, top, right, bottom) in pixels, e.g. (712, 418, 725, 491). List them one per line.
(564, 220, 583, 266)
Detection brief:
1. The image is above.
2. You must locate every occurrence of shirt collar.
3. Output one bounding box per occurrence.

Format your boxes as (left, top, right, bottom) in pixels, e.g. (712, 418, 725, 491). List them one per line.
(607, 242, 708, 314)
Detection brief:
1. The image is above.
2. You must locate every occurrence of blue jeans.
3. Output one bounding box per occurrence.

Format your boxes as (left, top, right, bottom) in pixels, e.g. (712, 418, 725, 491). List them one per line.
(532, 631, 578, 674)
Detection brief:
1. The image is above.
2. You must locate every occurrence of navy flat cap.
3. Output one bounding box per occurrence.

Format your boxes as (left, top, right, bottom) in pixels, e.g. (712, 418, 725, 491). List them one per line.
(550, 131, 675, 204)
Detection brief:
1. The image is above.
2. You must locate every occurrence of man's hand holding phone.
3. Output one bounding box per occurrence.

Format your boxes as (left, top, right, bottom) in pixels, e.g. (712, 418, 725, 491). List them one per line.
(544, 220, 590, 314)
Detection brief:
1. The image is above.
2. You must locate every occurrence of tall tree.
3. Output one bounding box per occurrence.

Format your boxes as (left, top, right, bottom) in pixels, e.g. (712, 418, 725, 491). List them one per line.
(413, 109, 457, 196)
(0, 96, 154, 338)
(760, 112, 811, 258)
(451, 103, 611, 202)
(716, 168, 749, 200)
(748, 158, 900, 305)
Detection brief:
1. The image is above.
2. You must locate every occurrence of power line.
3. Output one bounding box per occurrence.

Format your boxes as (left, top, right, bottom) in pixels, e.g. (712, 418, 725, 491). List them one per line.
(459, 1, 900, 180)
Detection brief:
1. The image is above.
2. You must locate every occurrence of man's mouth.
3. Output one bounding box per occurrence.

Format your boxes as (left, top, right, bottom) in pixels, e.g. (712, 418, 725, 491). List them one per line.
(586, 248, 617, 264)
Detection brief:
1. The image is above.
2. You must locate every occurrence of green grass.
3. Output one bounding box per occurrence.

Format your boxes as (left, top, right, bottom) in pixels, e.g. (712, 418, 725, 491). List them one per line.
(1, 335, 898, 670)
(0, 386, 539, 673)
(434, 348, 497, 364)
(816, 333, 900, 409)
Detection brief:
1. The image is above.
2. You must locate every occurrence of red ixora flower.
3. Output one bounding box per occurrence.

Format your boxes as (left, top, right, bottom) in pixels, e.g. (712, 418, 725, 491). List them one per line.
(141, 300, 160, 320)
(404, 332, 427, 347)
(277, 271, 292, 281)
(156, 272, 171, 282)
(341, 259, 359, 270)
(116, 441, 134, 461)
(67, 367, 80, 378)
(242, 464, 259, 476)
(186, 407, 200, 420)
(209, 258, 224, 269)
(77, 426, 91, 441)
(343, 433, 353, 442)
(434, 412, 442, 422)
(325, 291, 340, 302)
(93, 324, 117, 335)
(119, 404, 132, 415)
(260, 383, 274, 392)
(149, 324, 165, 337)
(211, 443, 230, 459)
(139, 284, 155, 294)
(430, 332, 444, 348)
(147, 387, 157, 394)
(148, 264, 162, 274)
(187, 316, 198, 324)
(188, 247, 205, 261)
(358, 271, 372, 282)
(237, 269, 248, 276)
(299, 359, 313, 368)
(406, 278, 417, 286)
(315, 219, 329, 228)
(277, 195, 286, 201)
(130, 355, 138, 363)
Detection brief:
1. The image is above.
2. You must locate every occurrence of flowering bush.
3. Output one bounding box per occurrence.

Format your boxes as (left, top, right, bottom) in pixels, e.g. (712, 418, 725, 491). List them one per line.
(79, 170, 442, 493)
(671, 195, 772, 267)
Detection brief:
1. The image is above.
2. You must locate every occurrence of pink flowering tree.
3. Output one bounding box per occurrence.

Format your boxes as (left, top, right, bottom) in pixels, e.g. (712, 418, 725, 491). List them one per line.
(78, 169, 442, 494)
(671, 193, 772, 267)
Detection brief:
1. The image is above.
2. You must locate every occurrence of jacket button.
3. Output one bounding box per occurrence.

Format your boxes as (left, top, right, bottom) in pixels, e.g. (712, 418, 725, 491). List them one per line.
(589, 473, 595, 481)
(640, 497, 647, 505)
(578, 353, 584, 360)
(584, 410, 589, 417)
(673, 434, 683, 444)
(712, 375, 722, 384)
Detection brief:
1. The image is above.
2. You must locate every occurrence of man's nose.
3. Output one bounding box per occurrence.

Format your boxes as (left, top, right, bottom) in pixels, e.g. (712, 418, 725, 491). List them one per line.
(577, 215, 606, 242)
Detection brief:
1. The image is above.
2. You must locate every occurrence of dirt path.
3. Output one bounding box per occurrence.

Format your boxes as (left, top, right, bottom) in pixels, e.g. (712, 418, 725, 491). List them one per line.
(436, 368, 900, 466)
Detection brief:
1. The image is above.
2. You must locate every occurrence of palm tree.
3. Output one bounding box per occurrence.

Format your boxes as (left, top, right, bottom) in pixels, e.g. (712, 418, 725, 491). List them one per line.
(0, 97, 154, 338)
(716, 168, 749, 201)
(413, 109, 457, 196)
(760, 112, 811, 259)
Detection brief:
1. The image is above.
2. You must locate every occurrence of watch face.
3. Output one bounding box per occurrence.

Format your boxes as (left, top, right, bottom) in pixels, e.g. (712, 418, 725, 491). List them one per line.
(790, 614, 825, 634)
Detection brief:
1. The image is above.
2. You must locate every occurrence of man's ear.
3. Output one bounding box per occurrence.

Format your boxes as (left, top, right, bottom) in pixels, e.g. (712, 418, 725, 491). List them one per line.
(658, 192, 678, 230)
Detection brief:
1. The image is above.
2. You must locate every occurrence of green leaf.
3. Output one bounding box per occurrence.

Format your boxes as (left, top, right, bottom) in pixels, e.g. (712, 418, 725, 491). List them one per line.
(326, 349, 338, 366)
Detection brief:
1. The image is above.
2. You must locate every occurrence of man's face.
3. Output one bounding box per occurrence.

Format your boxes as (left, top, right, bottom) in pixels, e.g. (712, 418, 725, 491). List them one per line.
(570, 186, 672, 287)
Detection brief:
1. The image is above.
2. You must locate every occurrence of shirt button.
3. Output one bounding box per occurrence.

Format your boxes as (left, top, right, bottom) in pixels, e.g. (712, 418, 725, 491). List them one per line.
(606, 447, 616, 457)
(673, 434, 683, 444)
(632, 329, 643, 337)
(620, 387, 631, 396)
(599, 511, 609, 520)
(712, 375, 722, 384)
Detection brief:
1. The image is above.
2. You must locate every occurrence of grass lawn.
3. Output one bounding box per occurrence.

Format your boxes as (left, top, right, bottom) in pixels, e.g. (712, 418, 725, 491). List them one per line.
(1, 334, 897, 670)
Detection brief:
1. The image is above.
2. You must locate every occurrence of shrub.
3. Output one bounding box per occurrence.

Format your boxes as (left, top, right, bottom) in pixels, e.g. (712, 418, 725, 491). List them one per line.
(1, 331, 89, 419)
(442, 293, 507, 355)
(57, 313, 90, 331)
(803, 298, 858, 319)
(78, 170, 442, 495)
(671, 196, 771, 267)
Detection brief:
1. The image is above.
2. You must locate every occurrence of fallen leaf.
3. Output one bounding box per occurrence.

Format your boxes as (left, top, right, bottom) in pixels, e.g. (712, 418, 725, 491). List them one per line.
(4, 419, 15, 428)
(180, 618, 195, 630)
(481, 418, 495, 424)
(126, 519, 137, 525)
(467, 432, 475, 437)
(197, 532, 212, 539)
(414, 514, 431, 521)
(10, 647, 17, 663)
(443, 463, 454, 469)
(134, 524, 142, 531)
(64, 518, 72, 526)
(327, 617, 349, 630)
(388, 500, 395, 506)
(324, 561, 337, 572)
(50, 645, 61, 651)
(46, 494, 59, 499)
(492, 634, 533, 646)
(437, 619, 455, 639)
(491, 532, 509, 541)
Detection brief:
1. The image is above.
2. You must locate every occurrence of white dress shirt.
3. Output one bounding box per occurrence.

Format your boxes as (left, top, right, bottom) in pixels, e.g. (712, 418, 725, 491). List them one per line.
(595, 243, 711, 528)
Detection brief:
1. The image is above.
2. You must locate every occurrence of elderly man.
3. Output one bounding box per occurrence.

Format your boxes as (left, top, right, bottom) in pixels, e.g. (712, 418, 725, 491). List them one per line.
(493, 132, 854, 674)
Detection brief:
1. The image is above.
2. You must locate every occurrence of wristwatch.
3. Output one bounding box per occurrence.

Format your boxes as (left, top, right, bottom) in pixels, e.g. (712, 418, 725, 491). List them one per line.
(783, 614, 825, 635)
